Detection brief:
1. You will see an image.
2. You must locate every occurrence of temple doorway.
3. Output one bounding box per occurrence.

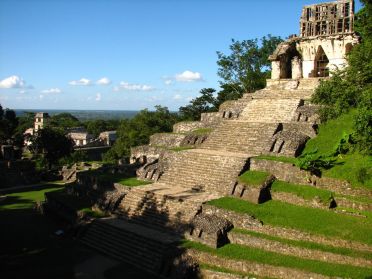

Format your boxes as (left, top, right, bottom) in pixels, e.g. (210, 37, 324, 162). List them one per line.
(314, 46, 329, 77)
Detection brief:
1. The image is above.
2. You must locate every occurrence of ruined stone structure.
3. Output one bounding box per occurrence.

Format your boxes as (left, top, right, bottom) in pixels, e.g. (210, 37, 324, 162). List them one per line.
(270, 0, 359, 80)
(56, 1, 370, 277)
(34, 112, 49, 131)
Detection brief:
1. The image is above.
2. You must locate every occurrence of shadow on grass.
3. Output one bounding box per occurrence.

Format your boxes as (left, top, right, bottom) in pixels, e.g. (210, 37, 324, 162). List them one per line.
(0, 207, 93, 279)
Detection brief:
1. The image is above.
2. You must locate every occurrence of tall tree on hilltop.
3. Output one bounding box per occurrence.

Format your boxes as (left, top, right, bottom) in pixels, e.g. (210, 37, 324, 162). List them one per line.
(179, 88, 218, 121)
(216, 35, 283, 95)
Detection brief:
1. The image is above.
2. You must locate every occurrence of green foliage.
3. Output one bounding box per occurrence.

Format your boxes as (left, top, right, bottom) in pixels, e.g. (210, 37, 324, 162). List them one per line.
(179, 88, 218, 121)
(0, 104, 19, 144)
(356, 167, 369, 184)
(29, 127, 74, 169)
(105, 106, 179, 162)
(301, 111, 372, 187)
(238, 171, 270, 186)
(84, 119, 120, 137)
(208, 197, 372, 245)
(215, 83, 245, 108)
(216, 35, 282, 94)
(49, 113, 81, 129)
(296, 150, 336, 174)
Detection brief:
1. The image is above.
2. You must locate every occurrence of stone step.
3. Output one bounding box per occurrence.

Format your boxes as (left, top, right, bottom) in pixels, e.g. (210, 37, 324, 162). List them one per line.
(158, 150, 249, 194)
(80, 218, 178, 274)
(201, 121, 279, 154)
(239, 98, 302, 123)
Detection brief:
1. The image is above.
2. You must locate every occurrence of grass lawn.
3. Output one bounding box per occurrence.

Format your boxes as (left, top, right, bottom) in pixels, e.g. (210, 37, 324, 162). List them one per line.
(232, 228, 372, 260)
(191, 128, 213, 135)
(183, 241, 372, 279)
(118, 177, 153, 187)
(0, 186, 63, 210)
(238, 171, 270, 186)
(94, 172, 152, 187)
(322, 152, 372, 188)
(271, 180, 334, 204)
(208, 197, 372, 245)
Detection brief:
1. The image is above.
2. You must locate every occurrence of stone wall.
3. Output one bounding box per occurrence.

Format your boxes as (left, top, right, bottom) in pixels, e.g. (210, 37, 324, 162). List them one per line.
(173, 121, 207, 133)
(149, 133, 186, 147)
(201, 204, 262, 229)
(200, 112, 223, 126)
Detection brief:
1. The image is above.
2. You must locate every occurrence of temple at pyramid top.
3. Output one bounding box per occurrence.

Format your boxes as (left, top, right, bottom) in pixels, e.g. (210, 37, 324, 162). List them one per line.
(268, 0, 359, 82)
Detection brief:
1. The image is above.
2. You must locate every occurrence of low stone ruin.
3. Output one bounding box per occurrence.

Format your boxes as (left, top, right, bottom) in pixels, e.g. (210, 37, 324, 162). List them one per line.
(188, 214, 233, 248)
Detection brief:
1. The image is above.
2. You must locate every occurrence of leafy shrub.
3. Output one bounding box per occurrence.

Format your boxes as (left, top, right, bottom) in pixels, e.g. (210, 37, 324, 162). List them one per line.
(296, 150, 336, 175)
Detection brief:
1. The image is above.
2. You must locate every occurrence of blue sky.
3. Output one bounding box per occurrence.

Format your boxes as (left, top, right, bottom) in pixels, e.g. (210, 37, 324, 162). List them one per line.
(0, 0, 362, 111)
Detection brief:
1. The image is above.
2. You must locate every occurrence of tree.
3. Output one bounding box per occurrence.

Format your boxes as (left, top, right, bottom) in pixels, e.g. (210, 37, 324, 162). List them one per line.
(216, 35, 283, 94)
(105, 106, 179, 162)
(179, 88, 218, 121)
(30, 127, 74, 169)
(84, 119, 120, 137)
(0, 105, 18, 144)
(49, 113, 81, 129)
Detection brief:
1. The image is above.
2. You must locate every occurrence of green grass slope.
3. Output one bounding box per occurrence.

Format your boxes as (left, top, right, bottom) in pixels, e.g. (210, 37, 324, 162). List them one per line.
(301, 110, 372, 188)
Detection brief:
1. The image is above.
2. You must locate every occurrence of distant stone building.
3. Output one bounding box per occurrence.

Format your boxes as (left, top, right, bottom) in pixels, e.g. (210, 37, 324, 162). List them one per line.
(99, 131, 117, 146)
(34, 112, 50, 131)
(269, 0, 359, 80)
(68, 132, 94, 147)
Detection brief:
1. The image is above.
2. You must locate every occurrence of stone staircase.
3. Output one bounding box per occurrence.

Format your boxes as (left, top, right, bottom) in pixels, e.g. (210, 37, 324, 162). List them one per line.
(118, 183, 222, 232)
(80, 217, 179, 275)
(251, 88, 314, 100)
(239, 98, 303, 123)
(158, 149, 249, 194)
(200, 121, 279, 154)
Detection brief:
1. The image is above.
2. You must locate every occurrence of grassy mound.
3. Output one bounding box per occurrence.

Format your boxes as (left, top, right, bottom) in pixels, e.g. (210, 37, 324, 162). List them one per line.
(271, 180, 333, 204)
(118, 177, 153, 187)
(238, 171, 270, 186)
(208, 197, 372, 245)
(183, 241, 372, 278)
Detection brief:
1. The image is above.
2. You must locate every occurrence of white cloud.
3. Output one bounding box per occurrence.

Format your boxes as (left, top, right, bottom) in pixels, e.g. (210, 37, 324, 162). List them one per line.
(69, 78, 92, 86)
(41, 88, 62, 94)
(173, 94, 182, 100)
(96, 77, 111, 85)
(175, 70, 203, 82)
(113, 81, 154, 92)
(19, 90, 27, 94)
(95, 93, 101, 101)
(0, 75, 27, 89)
(39, 95, 44, 100)
(164, 79, 173, 85)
